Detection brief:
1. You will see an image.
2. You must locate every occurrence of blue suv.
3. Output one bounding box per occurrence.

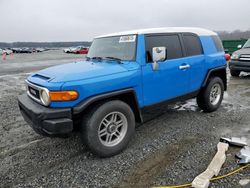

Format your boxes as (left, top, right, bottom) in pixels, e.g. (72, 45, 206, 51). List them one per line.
(18, 27, 227, 157)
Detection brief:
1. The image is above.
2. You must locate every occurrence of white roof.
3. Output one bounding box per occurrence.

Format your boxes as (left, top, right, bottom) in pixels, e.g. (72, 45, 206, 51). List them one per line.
(96, 27, 217, 38)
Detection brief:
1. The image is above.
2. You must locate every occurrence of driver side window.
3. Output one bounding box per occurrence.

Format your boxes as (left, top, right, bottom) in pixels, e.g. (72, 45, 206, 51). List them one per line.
(145, 34, 183, 62)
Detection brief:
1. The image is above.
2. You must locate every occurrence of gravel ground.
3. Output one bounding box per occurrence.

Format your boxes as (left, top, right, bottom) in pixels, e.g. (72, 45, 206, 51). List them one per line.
(0, 52, 250, 187)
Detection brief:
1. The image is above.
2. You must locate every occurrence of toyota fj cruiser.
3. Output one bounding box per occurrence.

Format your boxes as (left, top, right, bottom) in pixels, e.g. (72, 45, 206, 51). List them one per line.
(18, 27, 227, 157)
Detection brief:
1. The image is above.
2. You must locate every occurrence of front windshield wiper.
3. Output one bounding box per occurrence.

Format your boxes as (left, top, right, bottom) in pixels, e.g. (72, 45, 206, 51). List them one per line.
(104, 56, 122, 64)
(86, 56, 103, 61)
(92, 56, 104, 60)
(86, 56, 123, 64)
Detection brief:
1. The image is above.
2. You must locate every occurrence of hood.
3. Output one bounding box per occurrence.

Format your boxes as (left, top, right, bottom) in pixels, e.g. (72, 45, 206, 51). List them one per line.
(33, 60, 138, 83)
(234, 48, 250, 55)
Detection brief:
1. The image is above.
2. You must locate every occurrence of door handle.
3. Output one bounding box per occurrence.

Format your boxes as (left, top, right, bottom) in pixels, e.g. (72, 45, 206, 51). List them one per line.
(179, 64, 190, 70)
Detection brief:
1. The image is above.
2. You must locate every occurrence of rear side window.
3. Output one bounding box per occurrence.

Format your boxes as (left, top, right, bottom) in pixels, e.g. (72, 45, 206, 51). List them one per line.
(183, 34, 203, 56)
(145, 35, 183, 62)
(212, 35, 224, 52)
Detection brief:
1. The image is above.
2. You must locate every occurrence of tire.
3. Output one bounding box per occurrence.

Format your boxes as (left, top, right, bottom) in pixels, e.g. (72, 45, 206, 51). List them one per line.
(80, 100, 135, 157)
(196, 77, 224, 112)
(230, 69, 240, 77)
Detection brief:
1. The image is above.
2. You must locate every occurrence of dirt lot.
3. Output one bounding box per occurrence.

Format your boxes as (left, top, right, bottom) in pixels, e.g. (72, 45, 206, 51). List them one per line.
(0, 50, 250, 188)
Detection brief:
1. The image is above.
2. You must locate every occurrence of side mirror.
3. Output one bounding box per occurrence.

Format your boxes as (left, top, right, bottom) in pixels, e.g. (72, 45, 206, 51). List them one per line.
(152, 47, 166, 71)
(152, 47, 166, 62)
(237, 44, 242, 49)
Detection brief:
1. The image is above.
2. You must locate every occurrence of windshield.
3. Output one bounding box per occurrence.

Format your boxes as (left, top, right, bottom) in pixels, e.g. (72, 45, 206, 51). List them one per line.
(87, 35, 137, 61)
(243, 39, 250, 48)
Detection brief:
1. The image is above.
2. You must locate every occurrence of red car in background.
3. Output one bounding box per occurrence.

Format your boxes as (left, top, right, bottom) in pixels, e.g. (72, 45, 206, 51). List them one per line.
(72, 46, 89, 54)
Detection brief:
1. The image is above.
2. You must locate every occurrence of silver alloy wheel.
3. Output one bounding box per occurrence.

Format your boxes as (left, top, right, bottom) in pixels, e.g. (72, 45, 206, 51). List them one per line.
(209, 83, 222, 105)
(98, 111, 128, 147)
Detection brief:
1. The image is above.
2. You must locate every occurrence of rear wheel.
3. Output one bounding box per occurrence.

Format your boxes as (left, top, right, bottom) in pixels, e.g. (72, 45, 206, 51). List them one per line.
(80, 100, 135, 157)
(230, 70, 240, 77)
(197, 77, 224, 112)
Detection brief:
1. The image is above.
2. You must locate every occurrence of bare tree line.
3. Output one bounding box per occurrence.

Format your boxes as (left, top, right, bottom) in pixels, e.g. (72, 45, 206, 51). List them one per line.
(217, 30, 250, 40)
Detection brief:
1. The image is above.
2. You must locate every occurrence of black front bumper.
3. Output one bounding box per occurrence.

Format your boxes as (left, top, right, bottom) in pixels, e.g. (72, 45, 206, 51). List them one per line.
(18, 94, 73, 135)
(229, 60, 250, 72)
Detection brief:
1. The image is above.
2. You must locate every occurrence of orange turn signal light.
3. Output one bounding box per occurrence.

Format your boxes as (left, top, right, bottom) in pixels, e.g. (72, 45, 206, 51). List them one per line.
(49, 91, 78, 101)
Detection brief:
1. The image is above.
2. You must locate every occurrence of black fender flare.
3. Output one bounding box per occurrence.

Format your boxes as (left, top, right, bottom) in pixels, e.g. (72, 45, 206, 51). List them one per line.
(72, 88, 143, 122)
(202, 66, 227, 90)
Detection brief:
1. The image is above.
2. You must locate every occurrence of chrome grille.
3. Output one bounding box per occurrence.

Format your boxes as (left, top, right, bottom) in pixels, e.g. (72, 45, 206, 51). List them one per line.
(239, 54, 250, 61)
(28, 85, 40, 99)
(26, 80, 47, 105)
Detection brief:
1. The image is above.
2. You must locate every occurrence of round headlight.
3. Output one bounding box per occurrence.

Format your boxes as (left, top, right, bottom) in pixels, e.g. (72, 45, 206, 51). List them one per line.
(40, 89, 50, 106)
(231, 53, 239, 60)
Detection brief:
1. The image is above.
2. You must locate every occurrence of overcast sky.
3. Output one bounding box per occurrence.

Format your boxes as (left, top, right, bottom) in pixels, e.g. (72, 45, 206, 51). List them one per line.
(0, 0, 249, 42)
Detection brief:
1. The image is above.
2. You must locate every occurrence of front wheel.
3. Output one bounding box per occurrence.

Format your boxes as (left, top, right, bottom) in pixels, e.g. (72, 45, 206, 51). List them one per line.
(80, 100, 135, 157)
(197, 77, 224, 112)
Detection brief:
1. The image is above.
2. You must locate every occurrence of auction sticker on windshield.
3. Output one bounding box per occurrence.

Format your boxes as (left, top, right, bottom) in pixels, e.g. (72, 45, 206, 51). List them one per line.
(119, 35, 136, 43)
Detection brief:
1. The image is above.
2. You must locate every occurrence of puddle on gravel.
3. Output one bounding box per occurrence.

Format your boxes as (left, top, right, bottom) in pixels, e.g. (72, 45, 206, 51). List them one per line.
(172, 73, 250, 112)
(171, 99, 199, 112)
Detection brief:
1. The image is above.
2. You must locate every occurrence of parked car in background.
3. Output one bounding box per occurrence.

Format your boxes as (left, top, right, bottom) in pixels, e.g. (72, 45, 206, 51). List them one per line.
(35, 48, 45, 52)
(12, 48, 23, 53)
(20, 48, 33, 53)
(18, 27, 227, 157)
(3, 49, 13, 55)
(229, 38, 250, 77)
(12, 47, 45, 53)
(72, 46, 88, 54)
(63, 46, 88, 54)
(63, 47, 77, 53)
(63, 48, 70, 53)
